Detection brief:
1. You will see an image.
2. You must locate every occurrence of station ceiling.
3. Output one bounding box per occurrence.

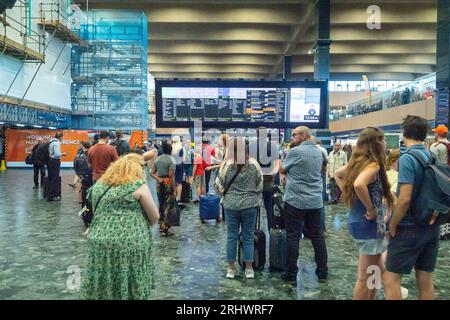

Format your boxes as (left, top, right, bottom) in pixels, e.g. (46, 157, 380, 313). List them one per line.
(80, 0, 437, 81)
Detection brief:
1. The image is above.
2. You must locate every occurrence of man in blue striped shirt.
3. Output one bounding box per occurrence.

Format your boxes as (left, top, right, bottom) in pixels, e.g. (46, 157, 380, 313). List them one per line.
(279, 126, 328, 284)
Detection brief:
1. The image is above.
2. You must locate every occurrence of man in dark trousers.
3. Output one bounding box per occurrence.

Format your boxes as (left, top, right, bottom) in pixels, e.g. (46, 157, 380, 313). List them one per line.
(279, 126, 328, 285)
(47, 132, 67, 201)
(31, 138, 47, 189)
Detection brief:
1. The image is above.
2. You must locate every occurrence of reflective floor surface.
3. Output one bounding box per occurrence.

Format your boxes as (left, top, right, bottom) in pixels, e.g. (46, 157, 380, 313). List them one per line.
(0, 169, 449, 300)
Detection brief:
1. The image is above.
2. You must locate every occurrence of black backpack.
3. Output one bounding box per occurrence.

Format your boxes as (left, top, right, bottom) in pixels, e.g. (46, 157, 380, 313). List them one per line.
(406, 149, 450, 226)
(112, 139, 130, 156)
(74, 152, 89, 176)
(40, 141, 55, 165)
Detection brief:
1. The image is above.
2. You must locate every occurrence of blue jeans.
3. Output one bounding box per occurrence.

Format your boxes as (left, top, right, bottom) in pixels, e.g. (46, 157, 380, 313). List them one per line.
(225, 207, 258, 263)
(263, 190, 273, 230)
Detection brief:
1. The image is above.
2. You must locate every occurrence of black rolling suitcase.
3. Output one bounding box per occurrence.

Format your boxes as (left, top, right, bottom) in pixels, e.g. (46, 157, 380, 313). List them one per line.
(44, 176, 61, 200)
(180, 181, 191, 203)
(238, 208, 266, 271)
(269, 228, 287, 272)
(269, 185, 287, 271)
(42, 176, 48, 197)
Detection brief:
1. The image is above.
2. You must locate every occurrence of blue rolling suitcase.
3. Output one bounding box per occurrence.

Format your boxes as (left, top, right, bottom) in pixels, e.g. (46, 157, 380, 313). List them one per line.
(199, 194, 221, 224)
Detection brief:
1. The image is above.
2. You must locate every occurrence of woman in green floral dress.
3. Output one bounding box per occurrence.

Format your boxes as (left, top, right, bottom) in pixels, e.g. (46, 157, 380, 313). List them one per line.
(82, 153, 160, 300)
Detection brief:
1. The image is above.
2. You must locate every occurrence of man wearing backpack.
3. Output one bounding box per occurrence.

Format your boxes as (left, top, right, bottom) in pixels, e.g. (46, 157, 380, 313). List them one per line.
(430, 124, 449, 165)
(111, 129, 131, 157)
(31, 138, 47, 189)
(384, 115, 445, 300)
(46, 132, 67, 201)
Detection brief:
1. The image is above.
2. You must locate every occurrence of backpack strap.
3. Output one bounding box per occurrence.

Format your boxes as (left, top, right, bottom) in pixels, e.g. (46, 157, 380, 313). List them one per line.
(405, 148, 433, 168)
(403, 149, 432, 216)
(437, 141, 450, 148)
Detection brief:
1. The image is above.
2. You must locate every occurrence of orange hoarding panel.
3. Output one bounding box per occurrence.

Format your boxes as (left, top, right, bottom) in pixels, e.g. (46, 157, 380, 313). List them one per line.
(128, 130, 148, 148)
(5, 129, 89, 167)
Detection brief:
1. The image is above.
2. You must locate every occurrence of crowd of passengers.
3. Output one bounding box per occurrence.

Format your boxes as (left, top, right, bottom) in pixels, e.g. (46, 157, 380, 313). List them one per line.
(28, 117, 450, 300)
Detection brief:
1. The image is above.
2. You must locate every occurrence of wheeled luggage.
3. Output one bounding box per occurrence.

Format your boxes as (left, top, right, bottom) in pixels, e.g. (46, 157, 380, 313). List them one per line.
(180, 181, 191, 203)
(43, 176, 61, 200)
(238, 208, 266, 271)
(269, 228, 287, 272)
(199, 193, 221, 223)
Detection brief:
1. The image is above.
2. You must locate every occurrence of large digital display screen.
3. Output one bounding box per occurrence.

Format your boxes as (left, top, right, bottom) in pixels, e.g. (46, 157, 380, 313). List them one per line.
(155, 80, 328, 128)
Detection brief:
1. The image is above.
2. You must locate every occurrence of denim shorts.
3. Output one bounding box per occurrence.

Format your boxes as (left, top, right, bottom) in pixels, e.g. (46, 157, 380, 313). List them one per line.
(353, 238, 387, 256)
(386, 225, 440, 274)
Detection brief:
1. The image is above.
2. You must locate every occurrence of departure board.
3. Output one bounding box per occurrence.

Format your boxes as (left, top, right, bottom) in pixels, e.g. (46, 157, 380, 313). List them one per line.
(156, 80, 327, 129)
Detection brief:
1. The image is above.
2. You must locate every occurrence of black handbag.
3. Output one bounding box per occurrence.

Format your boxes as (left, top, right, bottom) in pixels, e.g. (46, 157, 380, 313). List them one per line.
(165, 200, 181, 226)
(25, 155, 33, 165)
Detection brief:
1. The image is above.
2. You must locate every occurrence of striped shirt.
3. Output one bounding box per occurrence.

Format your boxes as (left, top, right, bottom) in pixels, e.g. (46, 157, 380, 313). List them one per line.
(282, 140, 325, 210)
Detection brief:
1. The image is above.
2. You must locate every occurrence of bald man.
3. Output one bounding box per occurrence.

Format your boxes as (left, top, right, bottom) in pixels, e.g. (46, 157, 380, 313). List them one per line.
(31, 138, 47, 189)
(279, 126, 328, 284)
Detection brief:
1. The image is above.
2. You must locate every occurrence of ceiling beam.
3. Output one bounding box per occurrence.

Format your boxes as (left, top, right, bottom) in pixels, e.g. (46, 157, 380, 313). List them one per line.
(331, 3, 436, 24)
(149, 40, 285, 55)
(270, 0, 317, 78)
(149, 23, 292, 42)
(293, 53, 436, 65)
(83, 3, 309, 25)
(149, 64, 274, 73)
(151, 72, 269, 79)
(149, 53, 279, 65)
(330, 24, 436, 41)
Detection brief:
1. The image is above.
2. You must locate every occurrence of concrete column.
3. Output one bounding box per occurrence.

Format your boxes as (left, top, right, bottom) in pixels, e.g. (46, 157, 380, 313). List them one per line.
(436, 0, 450, 126)
(313, 0, 332, 149)
(283, 55, 292, 142)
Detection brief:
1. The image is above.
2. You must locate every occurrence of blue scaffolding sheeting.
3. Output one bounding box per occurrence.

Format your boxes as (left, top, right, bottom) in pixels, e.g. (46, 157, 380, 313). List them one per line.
(71, 10, 148, 130)
(0, 102, 71, 128)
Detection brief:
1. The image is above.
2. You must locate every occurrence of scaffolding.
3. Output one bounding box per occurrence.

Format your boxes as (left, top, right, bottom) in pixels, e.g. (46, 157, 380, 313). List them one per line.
(36, 1, 83, 44)
(71, 10, 148, 130)
(0, 96, 71, 128)
(0, 0, 44, 62)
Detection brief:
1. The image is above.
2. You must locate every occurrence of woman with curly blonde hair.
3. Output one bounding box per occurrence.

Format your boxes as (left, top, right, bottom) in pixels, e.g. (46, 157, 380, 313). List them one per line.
(82, 153, 159, 300)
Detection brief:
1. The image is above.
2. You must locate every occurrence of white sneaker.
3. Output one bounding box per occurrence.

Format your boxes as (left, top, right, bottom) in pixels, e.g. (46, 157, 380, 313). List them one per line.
(226, 268, 237, 279)
(401, 286, 409, 299)
(245, 268, 255, 279)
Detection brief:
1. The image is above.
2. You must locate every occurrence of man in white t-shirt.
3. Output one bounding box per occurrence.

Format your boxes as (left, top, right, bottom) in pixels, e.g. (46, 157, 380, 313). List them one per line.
(429, 124, 449, 165)
(327, 142, 347, 204)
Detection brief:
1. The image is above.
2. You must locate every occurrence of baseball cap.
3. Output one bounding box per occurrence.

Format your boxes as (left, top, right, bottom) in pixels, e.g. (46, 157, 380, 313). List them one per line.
(432, 124, 448, 135)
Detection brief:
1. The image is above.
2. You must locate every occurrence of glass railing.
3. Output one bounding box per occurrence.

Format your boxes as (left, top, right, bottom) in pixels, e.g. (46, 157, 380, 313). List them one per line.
(330, 73, 436, 121)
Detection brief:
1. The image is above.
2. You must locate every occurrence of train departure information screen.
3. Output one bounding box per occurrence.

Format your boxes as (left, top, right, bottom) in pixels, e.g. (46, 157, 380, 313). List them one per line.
(156, 80, 327, 128)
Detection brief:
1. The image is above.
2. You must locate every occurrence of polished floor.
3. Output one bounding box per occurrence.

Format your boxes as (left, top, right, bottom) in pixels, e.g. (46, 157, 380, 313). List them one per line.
(0, 169, 449, 300)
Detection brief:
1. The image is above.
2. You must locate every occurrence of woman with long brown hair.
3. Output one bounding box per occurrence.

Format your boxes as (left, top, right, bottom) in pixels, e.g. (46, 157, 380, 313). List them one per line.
(334, 127, 394, 300)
